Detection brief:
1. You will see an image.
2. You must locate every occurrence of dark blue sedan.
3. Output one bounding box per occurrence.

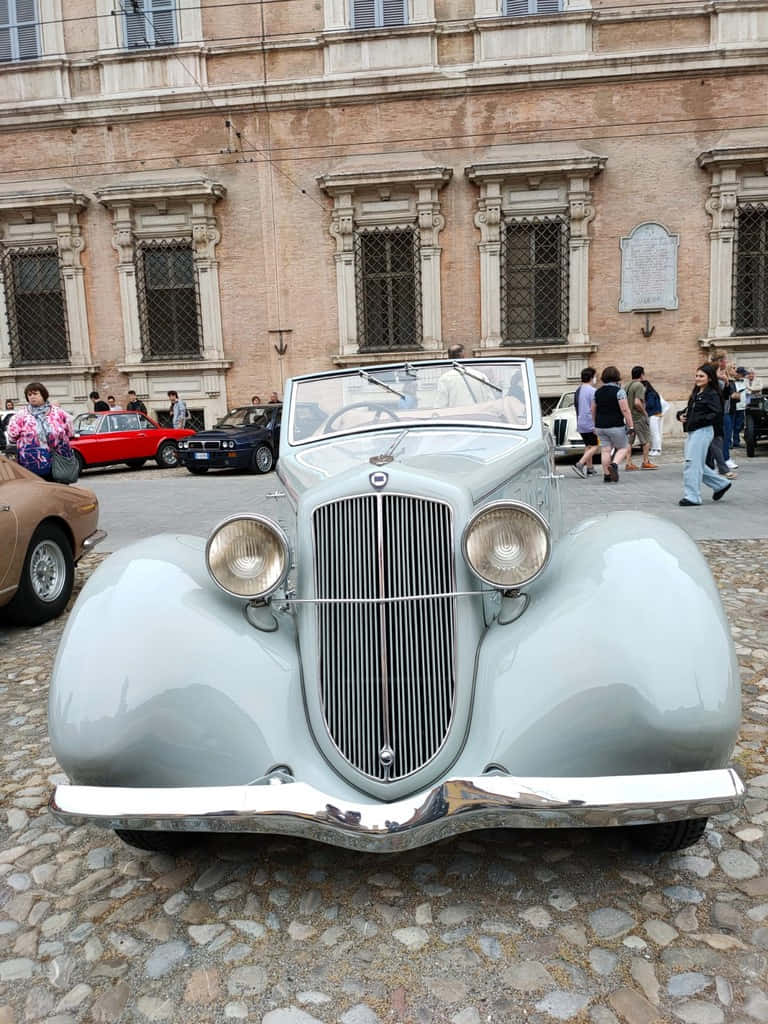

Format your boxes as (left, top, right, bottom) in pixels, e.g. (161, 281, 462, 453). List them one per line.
(177, 404, 281, 475)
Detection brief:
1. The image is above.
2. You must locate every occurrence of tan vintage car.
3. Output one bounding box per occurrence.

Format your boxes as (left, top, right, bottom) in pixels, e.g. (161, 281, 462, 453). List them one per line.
(0, 455, 105, 627)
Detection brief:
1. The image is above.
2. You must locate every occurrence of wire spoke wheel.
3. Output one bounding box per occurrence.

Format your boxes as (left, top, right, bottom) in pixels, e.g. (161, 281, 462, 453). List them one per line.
(29, 539, 67, 603)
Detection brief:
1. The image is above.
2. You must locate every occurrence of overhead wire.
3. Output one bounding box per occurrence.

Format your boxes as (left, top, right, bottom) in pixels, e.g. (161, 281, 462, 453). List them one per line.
(12, 0, 726, 34)
(0, 107, 766, 184)
(9, 0, 731, 60)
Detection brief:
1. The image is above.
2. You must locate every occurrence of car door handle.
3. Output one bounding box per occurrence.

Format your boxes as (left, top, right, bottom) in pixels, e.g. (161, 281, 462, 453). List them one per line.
(0, 505, 10, 512)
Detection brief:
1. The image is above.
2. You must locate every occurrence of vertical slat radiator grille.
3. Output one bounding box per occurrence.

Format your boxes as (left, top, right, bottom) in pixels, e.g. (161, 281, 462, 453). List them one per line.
(313, 494, 456, 782)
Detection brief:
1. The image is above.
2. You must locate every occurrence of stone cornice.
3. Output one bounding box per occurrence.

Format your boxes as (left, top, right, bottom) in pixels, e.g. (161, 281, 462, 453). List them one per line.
(95, 179, 226, 207)
(466, 152, 606, 183)
(3, 44, 768, 131)
(0, 188, 89, 212)
(318, 166, 453, 194)
(698, 144, 768, 171)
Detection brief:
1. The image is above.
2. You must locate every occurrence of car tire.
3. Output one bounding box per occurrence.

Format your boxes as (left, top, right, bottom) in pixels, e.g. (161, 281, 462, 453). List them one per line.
(114, 829, 192, 853)
(156, 441, 179, 468)
(74, 451, 86, 475)
(628, 817, 708, 853)
(125, 459, 147, 469)
(252, 445, 274, 474)
(187, 464, 209, 475)
(745, 416, 756, 458)
(4, 522, 75, 627)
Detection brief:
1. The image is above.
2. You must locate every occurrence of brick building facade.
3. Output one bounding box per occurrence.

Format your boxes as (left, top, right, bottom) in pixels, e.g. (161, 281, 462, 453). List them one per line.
(1, 0, 767, 425)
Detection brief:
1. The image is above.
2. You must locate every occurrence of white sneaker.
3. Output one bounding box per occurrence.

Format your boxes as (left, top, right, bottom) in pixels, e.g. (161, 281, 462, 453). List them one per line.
(726, 459, 738, 469)
(649, 449, 661, 457)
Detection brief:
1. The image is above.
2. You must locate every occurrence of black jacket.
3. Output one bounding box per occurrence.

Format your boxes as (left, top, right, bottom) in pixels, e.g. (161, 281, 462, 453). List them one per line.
(683, 387, 722, 433)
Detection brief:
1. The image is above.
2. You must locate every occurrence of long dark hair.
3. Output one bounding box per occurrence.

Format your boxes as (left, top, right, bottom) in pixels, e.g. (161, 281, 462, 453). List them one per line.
(696, 364, 719, 391)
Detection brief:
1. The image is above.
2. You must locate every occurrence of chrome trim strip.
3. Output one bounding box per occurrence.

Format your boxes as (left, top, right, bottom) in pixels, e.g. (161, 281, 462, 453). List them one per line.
(82, 530, 107, 551)
(50, 768, 745, 854)
(283, 590, 489, 605)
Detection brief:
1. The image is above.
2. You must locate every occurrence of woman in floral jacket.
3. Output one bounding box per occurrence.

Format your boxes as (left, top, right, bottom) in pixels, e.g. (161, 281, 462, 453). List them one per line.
(6, 381, 74, 480)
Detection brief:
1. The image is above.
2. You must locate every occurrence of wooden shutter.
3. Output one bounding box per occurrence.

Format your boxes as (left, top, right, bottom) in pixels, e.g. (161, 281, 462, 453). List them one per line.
(536, 0, 561, 12)
(352, 0, 376, 29)
(124, 1, 148, 48)
(16, 0, 38, 60)
(505, 0, 531, 14)
(150, 0, 176, 46)
(382, 0, 406, 26)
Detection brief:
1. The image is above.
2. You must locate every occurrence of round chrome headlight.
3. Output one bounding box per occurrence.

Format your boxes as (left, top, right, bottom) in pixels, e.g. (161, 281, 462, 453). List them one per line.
(206, 514, 289, 599)
(462, 501, 550, 590)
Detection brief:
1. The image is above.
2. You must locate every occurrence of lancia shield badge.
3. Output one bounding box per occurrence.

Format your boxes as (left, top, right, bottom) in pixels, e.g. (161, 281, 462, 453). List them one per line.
(369, 471, 388, 489)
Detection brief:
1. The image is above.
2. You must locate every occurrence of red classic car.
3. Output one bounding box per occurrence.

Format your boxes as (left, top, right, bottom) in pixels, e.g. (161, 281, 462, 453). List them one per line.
(71, 411, 195, 472)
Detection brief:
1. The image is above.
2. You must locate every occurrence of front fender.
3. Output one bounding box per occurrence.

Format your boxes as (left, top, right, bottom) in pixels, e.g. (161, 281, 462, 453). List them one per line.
(463, 512, 741, 777)
(49, 535, 353, 794)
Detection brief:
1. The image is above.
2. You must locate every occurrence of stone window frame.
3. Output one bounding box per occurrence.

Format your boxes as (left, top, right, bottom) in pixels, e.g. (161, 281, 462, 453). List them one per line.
(465, 150, 605, 354)
(0, 189, 93, 375)
(95, 179, 226, 368)
(323, 0, 433, 32)
(474, 0, 589, 16)
(318, 165, 452, 361)
(698, 142, 768, 349)
(0, 0, 64, 62)
(95, 0, 201, 52)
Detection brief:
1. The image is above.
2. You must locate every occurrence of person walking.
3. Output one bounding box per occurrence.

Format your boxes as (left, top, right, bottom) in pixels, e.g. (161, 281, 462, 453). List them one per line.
(168, 390, 189, 429)
(624, 366, 658, 470)
(713, 353, 738, 470)
(571, 367, 599, 478)
(126, 390, 147, 414)
(0, 399, 14, 452)
(591, 366, 633, 483)
(6, 382, 74, 480)
(677, 364, 733, 506)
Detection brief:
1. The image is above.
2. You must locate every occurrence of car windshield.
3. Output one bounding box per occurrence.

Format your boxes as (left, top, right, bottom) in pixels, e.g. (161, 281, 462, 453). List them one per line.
(216, 408, 270, 428)
(289, 360, 531, 444)
(73, 414, 103, 435)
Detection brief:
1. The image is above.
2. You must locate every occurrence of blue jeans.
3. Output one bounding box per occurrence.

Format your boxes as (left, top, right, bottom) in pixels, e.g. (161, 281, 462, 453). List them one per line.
(684, 426, 728, 503)
(722, 414, 732, 461)
(732, 410, 745, 446)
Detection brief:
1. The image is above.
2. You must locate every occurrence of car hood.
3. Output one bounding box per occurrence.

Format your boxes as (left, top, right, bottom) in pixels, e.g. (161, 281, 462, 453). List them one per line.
(278, 427, 541, 503)
(189, 427, 264, 440)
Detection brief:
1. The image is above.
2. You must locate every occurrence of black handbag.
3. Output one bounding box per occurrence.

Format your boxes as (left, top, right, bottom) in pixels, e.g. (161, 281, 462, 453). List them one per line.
(51, 449, 80, 484)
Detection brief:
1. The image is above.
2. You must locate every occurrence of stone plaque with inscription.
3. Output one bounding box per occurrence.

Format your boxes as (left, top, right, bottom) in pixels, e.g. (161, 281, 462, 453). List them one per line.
(619, 222, 679, 312)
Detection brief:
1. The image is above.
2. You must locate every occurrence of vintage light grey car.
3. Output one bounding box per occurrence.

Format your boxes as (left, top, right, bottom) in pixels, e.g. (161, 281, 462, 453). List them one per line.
(49, 358, 744, 854)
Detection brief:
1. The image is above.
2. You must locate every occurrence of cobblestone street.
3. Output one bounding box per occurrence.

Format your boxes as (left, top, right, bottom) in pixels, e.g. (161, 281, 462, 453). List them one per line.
(1, 543, 767, 1024)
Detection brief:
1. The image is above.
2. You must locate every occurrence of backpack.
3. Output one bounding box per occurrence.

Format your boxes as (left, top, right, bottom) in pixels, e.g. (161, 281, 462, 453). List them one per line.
(644, 382, 662, 416)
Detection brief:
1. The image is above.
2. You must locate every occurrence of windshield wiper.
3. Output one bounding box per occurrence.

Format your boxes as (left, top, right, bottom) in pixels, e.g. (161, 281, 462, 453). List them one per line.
(358, 369, 405, 399)
(451, 361, 503, 394)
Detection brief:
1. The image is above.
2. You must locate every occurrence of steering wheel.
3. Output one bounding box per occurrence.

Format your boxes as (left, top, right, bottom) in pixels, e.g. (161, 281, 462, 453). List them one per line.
(323, 401, 400, 433)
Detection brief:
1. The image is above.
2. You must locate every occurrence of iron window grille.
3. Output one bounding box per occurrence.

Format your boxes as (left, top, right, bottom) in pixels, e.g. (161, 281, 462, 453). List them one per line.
(504, 0, 562, 14)
(121, 0, 176, 49)
(135, 239, 203, 361)
(500, 215, 569, 345)
(355, 226, 422, 352)
(0, 245, 70, 365)
(733, 202, 768, 335)
(0, 0, 39, 62)
(351, 0, 407, 29)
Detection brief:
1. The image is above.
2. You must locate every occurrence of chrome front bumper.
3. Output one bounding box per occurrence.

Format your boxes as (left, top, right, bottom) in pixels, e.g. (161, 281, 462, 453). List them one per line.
(82, 529, 107, 551)
(50, 768, 745, 853)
